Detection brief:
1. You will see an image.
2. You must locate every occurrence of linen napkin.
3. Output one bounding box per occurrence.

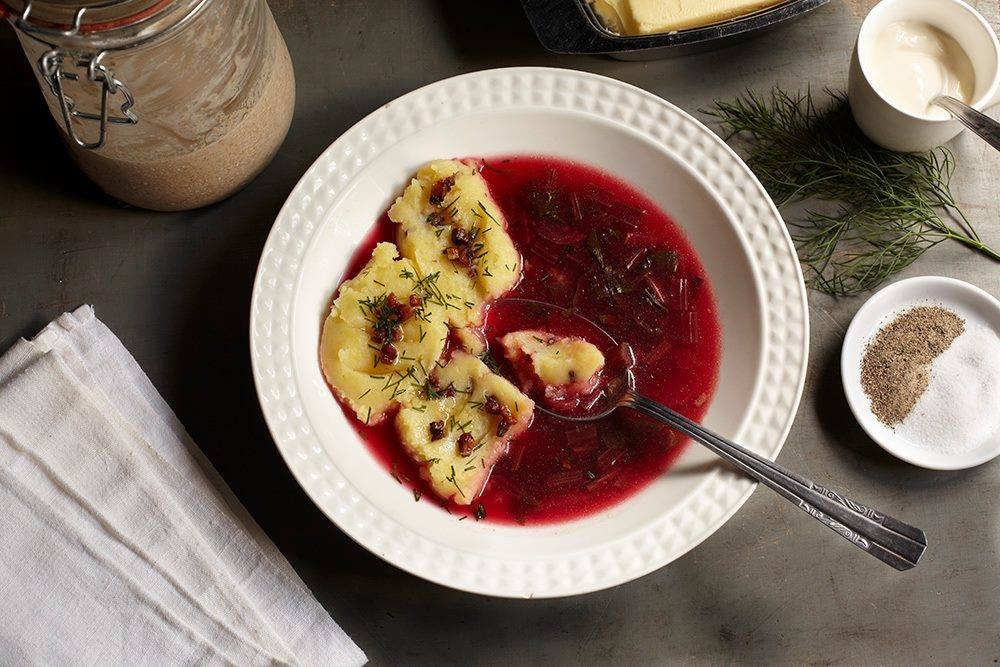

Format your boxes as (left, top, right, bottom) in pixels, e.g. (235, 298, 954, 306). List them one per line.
(0, 306, 366, 666)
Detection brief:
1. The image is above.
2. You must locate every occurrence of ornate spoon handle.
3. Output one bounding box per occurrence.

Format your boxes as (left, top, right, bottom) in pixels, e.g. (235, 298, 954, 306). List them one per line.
(934, 95, 1000, 153)
(624, 393, 927, 570)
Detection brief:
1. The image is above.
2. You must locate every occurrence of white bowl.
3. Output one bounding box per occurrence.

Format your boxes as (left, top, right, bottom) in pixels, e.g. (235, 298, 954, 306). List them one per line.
(848, 0, 1000, 151)
(250, 67, 809, 597)
(841, 276, 1000, 470)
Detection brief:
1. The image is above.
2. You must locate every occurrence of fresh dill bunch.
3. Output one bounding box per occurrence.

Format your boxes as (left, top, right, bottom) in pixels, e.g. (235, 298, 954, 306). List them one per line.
(704, 88, 999, 296)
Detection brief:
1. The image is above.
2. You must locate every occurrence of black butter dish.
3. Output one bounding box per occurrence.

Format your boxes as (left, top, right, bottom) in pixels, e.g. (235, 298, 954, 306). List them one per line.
(520, 0, 830, 59)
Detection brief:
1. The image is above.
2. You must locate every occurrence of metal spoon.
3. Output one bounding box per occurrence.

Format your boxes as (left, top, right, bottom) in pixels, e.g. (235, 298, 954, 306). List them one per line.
(933, 95, 1000, 152)
(486, 298, 927, 570)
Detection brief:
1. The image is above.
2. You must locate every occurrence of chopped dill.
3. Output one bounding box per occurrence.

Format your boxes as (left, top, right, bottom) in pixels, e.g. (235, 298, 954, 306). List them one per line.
(445, 465, 464, 498)
(477, 201, 499, 225)
(704, 87, 998, 295)
(382, 366, 418, 399)
(423, 379, 441, 400)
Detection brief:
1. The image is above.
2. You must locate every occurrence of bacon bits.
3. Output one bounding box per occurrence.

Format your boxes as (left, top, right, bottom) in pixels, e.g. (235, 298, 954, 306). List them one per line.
(379, 343, 398, 365)
(451, 227, 470, 246)
(429, 175, 456, 206)
(483, 394, 514, 437)
(443, 242, 475, 273)
(428, 377, 457, 398)
(457, 432, 475, 456)
(483, 395, 501, 415)
(428, 420, 445, 441)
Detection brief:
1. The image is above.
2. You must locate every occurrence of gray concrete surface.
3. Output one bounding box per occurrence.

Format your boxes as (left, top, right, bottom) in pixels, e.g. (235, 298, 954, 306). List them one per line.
(2, 1, 998, 664)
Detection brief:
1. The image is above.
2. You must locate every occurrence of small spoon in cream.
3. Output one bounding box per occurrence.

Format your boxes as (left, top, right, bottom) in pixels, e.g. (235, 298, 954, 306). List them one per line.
(486, 298, 927, 570)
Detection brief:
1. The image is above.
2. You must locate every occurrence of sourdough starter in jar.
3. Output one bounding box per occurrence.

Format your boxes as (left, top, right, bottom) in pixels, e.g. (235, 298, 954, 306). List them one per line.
(12, 0, 295, 211)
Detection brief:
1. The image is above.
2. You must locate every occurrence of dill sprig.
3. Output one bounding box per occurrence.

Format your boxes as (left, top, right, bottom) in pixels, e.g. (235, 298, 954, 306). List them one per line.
(704, 87, 999, 296)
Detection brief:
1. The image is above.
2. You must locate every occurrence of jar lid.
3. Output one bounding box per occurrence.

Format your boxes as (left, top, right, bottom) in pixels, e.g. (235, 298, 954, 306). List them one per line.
(0, 1, 177, 31)
(2, 0, 204, 49)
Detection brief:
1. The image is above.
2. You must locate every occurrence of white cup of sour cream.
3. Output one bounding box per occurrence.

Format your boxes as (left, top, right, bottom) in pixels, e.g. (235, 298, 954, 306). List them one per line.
(849, 0, 1000, 152)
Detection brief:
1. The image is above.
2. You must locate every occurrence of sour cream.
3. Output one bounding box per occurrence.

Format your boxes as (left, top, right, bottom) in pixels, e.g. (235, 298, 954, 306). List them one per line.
(868, 20, 975, 120)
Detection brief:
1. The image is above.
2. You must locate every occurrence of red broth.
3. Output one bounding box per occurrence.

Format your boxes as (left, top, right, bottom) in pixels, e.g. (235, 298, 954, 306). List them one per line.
(332, 155, 721, 524)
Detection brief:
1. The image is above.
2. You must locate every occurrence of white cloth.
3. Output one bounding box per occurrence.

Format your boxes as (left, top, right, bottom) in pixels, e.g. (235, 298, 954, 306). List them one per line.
(0, 306, 366, 666)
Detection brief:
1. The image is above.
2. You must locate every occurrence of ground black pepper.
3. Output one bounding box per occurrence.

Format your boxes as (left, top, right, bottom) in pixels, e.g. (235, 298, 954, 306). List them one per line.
(860, 306, 964, 426)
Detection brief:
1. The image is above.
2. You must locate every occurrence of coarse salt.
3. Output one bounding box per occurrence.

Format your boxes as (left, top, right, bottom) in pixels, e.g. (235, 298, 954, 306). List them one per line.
(896, 321, 1000, 454)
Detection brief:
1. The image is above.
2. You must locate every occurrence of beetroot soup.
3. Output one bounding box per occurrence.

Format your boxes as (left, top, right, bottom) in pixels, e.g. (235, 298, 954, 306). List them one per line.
(327, 155, 720, 524)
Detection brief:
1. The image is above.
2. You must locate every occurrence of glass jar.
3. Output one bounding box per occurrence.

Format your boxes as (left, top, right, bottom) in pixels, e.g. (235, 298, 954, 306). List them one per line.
(3, 0, 296, 211)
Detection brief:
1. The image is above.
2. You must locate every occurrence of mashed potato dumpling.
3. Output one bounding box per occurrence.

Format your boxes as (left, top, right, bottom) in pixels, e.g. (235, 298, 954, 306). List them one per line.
(452, 326, 487, 356)
(320, 242, 449, 424)
(395, 351, 534, 504)
(500, 330, 605, 400)
(322, 162, 536, 505)
(388, 159, 521, 327)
